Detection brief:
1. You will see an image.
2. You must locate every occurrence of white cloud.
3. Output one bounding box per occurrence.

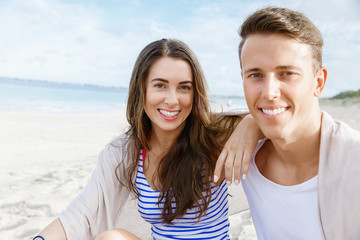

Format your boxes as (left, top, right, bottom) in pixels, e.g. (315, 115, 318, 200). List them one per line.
(0, 0, 140, 87)
(0, 0, 359, 97)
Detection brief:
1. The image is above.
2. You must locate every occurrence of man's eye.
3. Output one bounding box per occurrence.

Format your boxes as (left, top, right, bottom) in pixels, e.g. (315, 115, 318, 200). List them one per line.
(249, 73, 261, 78)
(282, 72, 295, 76)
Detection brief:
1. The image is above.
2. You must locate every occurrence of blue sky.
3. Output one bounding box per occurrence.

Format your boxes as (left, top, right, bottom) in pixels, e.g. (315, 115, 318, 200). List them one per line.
(0, 0, 359, 97)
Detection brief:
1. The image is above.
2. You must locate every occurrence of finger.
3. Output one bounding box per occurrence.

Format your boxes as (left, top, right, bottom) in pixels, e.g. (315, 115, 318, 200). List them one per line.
(224, 152, 235, 185)
(214, 150, 228, 182)
(233, 153, 243, 185)
(241, 148, 253, 180)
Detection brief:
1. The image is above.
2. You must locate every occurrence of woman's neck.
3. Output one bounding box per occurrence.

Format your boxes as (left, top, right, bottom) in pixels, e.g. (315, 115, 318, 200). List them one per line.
(150, 126, 183, 152)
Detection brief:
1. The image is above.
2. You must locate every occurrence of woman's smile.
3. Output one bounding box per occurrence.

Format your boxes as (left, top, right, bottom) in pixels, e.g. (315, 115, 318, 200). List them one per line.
(158, 109, 180, 120)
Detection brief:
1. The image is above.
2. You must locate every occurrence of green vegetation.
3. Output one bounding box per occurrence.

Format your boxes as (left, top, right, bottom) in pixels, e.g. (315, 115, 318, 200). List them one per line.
(320, 89, 360, 107)
(331, 89, 360, 99)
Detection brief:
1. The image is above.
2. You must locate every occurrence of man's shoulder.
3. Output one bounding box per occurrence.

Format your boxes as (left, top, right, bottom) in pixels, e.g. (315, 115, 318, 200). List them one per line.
(322, 111, 360, 145)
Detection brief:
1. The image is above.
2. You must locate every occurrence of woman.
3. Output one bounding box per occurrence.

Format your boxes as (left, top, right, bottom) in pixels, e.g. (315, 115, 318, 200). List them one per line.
(34, 39, 259, 240)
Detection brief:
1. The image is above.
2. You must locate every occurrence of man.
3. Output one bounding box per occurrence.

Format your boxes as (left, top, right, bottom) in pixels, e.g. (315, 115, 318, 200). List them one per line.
(216, 6, 360, 239)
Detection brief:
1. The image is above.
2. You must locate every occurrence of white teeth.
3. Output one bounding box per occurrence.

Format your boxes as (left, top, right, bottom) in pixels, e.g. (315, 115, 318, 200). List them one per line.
(159, 110, 179, 117)
(262, 107, 286, 115)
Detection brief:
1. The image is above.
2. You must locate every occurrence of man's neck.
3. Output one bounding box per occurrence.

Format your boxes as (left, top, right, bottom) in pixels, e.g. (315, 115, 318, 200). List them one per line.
(256, 113, 323, 186)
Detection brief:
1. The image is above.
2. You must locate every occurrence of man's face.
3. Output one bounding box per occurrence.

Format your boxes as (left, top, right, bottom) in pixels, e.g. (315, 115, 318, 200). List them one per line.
(241, 33, 323, 142)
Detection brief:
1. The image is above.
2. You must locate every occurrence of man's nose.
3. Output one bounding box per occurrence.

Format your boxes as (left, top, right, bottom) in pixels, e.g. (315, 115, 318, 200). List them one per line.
(261, 75, 281, 100)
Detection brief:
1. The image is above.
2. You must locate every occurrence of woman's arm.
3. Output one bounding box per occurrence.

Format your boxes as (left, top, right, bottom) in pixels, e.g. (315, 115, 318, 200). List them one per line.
(214, 114, 262, 185)
(36, 218, 67, 240)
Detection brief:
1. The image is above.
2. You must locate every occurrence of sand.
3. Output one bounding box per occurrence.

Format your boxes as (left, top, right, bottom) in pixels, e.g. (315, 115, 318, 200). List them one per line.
(1, 101, 359, 239)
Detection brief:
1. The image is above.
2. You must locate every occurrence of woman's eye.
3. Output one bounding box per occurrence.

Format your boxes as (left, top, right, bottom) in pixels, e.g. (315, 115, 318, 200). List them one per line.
(154, 83, 164, 88)
(180, 85, 192, 91)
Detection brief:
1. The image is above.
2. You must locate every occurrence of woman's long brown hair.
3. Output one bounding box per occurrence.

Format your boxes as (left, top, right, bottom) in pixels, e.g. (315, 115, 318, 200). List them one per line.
(116, 39, 238, 223)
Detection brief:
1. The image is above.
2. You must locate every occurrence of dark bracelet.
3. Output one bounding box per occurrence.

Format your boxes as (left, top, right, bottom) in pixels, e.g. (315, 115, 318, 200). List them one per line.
(33, 236, 45, 240)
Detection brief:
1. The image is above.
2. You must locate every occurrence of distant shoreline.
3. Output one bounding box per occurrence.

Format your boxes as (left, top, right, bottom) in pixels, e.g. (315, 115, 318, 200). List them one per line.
(2, 76, 360, 101)
(0, 76, 127, 92)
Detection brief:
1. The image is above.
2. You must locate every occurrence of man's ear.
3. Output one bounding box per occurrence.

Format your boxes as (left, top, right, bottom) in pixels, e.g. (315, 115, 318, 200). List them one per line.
(314, 67, 327, 97)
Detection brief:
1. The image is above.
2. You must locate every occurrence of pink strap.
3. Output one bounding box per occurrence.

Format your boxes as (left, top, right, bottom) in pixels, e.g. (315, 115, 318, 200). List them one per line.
(142, 130, 151, 166)
(142, 148, 146, 166)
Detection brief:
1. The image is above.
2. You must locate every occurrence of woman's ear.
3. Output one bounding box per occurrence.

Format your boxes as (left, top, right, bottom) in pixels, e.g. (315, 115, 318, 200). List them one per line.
(314, 67, 328, 97)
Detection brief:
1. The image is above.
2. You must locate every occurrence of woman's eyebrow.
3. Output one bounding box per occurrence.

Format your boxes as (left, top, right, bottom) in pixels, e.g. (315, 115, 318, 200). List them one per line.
(150, 78, 168, 83)
(179, 81, 192, 84)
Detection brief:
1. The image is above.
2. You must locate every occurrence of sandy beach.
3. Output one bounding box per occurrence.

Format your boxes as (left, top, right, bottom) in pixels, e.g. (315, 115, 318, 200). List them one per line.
(1, 100, 359, 240)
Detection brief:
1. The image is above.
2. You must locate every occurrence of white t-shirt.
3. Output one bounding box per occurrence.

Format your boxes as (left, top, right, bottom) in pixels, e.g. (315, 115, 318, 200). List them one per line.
(242, 140, 323, 240)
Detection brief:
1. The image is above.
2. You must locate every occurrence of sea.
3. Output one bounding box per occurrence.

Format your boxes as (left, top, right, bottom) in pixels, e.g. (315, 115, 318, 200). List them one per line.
(0, 78, 247, 113)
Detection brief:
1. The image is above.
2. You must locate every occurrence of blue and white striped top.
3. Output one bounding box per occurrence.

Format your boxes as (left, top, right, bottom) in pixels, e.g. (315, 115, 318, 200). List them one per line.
(136, 149, 230, 239)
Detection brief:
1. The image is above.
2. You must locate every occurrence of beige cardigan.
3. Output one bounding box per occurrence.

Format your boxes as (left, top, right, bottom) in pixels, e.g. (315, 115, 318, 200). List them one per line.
(59, 135, 135, 239)
(58, 134, 249, 239)
(318, 111, 360, 239)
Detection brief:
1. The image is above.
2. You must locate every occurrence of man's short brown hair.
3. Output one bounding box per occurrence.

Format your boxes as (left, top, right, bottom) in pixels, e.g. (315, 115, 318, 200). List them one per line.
(238, 6, 323, 72)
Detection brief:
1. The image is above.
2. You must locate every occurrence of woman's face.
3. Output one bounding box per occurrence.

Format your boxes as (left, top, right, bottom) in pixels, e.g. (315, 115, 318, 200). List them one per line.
(144, 56, 194, 137)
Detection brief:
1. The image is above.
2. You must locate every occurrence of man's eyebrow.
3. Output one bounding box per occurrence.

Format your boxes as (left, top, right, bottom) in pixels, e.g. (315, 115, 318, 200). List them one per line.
(275, 65, 302, 71)
(243, 68, 262, 74)
(243, 66, 302, 74)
